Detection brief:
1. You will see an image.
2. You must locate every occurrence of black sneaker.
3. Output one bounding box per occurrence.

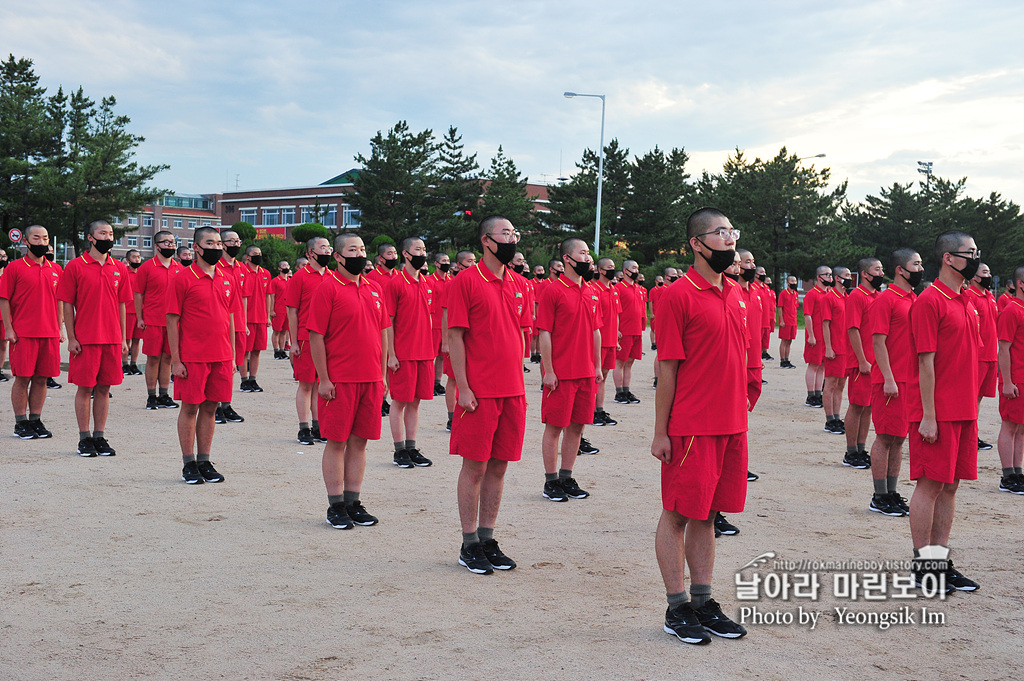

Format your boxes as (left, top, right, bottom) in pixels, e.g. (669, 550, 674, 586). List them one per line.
(346, 500, 378, 526)
(393, 449, 414, 468)
(297, 428, 315, 445)
(31, 420, 52, 439)
(714, 512, 739, 536)
(77, 437, 98, 457)
(664, 604, 711, 645)
(14, 421, 37, 439)
(248, 379, 264, 393)
(596, 408, 617, 426)
(888, 491, 909, 514)
(613, 391, 629, 404)
(560, 477, 590, 499)
(407, 448, 433, 467)
(592, 408, 607, 426)
(869, 493, 905, 516)
(747, 470, 759, 482)
(651, 342, 657, 351)
(445, 416, 452, 432)
(977, 438, 993, 451)
(146, 395, 160, 410)
(221, 406, 244, 423)
(157, 394, 178, 409)
(693, 598, 747, 639)
(312, 425, 327, 443)
(197, 460, 225, 483)
(805, 396, 818, 407)
(381, 399, 390, 417)
(480, 538, 516, 570)
(764, 353, 774, 361)
(945, 561, 979, 591)
(459, 542, 494, 574)
(130, 364, 143, 375)
(523, 365, 530, 373)
(326, 503, 355, 529)
(912, 561, 956, 595)
(434, 382, 446, 396)
(625, 391, 641, 404)
(239, 378, 254, 393)
(46, 377, 62, 389)
(215, 407, 227, 424)
(812, 395, 823, 408)
(543, 479, 568, 502)
(998, 475, 1024, 494)
(93, 437, 116, 456)
(122, 363, 132, 376)
(578, 437, 599, 455)
(182, 461, 204, 484)
(530, 353, 541, 364)
(653, 377, 658, 388)
(714, 525, 722, 538)
(843, 451, 870, 469)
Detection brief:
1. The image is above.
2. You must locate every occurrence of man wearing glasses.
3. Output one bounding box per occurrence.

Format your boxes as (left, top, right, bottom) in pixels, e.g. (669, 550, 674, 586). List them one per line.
(287, 237, 333, 445)
(906, 231, 982, 593)
(803, 266, 832, 408)
(269, 261, 292, 360)
(134, 231, 183, 410)
(653, 208, 748, 645)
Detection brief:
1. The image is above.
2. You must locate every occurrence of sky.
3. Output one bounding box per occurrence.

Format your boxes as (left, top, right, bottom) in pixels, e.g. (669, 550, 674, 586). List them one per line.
(4, 0, 1024, 205)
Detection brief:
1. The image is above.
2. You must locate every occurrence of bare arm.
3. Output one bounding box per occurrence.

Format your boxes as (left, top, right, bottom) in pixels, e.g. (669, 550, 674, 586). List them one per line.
(386, 319, 398, 370)
(309, 331, 334, 400)
(539, 330, 556, 390)
(822, 319, 834, 358)
(651, 358, 678, 463)
(872, 333, 898, 397)
(805, 314, 815, 344)
(594, 329, 603, 383)
(167, 314, 185, 378)
(134, 292, 145, 328)
(64, 301, 80, 354)
(449, 327, 476, 412)
(1, 299, 15, 343)
(999, 340, 1017, 397)
(918, 352, 937, 442)
(848, 326, 869, 372)
(287, 307, 300, 356)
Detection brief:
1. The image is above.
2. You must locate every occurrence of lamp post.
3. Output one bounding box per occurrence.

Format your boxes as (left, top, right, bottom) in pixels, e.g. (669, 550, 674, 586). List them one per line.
(564, 91, 606, 255)
(783, 154, 827, 286)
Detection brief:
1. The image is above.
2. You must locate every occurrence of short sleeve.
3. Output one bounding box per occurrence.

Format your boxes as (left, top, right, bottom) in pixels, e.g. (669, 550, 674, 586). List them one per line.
(998, 307, 1019, 344)
(56, 261, 78, 304)
(446, 276, 471, 329)
(285, 274, 302, 309)
(656, 291, 687, 362)
(166, 271, 186, 317)
(866, 296, 891, 337)
(535, 286, 556, 333)
(118, 265, 134, 303)
(910, 295, 940, 354)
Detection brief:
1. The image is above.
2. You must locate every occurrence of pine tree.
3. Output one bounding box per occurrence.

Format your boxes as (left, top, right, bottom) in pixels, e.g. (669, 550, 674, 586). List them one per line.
(618, 146, 695, 263)
(422, 126, 483, 251)
(480, 146, 537, 232)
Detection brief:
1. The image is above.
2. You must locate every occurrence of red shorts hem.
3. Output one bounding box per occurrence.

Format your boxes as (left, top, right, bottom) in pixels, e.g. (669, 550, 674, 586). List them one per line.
(246, 323, 268, 352)
(979, 360, 997, 398)
(174, 361, 233, 404)
(318, 382, 385, 442)
(541, 377, 596, 427)
(908, 420, 978, 483)
(68, 344, 123, 387)
(616, 335, 642, 362)
(142, 325, 171, 357)
(871, 382, 909, 437)
(292, 341, 317, 383)
(450, 395, 526, 461)
(9, 337, 61, 377)
(662, 433, 747, 519)
(388, 359, 434, 403)
(846, 367, 872, 406)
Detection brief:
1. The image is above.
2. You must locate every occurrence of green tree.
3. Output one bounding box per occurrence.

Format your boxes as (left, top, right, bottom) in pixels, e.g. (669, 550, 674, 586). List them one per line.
(619, 146, 695, 263)
(292, 223, 329, 244)
(422, 126, 483, 252)
(480, 146, 537, 233)
(232, 220, 256, 241)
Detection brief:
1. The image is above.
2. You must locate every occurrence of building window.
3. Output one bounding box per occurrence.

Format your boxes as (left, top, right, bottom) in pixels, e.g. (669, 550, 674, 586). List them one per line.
(300, 206, 314, 224)
(343, 205, 361, 228)
(127, 216, 138, 226)
(142, 237, 152, 248)
(127, 236, 138, 247)
(240, 209, 257, 224)
(323, 206, 337, 226)
(263, 209, 279, 226)
(202, 221, 211, 227)
(162, 218, 168, 228)
(282, 208, 295, 225)
(174, 218, 183, 229)
(143, 215, 153, 227)
(188, 220, 197, 229)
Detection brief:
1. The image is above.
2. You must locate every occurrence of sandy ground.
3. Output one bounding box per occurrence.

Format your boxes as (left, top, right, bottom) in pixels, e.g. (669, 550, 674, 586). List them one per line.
(2, 335, 1022, 681)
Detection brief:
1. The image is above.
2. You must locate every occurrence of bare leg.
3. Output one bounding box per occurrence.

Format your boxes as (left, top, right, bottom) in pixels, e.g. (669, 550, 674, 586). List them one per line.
(404, 400, 420, 442)
(613, 359, 624, 390)
(910, 477, 952, 549)
(74, 386, 93, 432)
(389, 401, 407, 443)
(997, 420, 1018, 469)
(322, 439, 348, 496)
(560, 421, 584, 471)
(458, 459, 488, 532)
(296, 382, 314, 422)
(595, 368, 610, 409)
(11, 376, 31, 415)
(158, 355, 171, 390)
(343, 436, 368, 492)
(478, 459, 508, 529)
(92, 385, 111, 432)
(195, 400, 217, 454)
(541, 423, 563, 475)
(177, 402, 200, 458)
(27, 376, 47, 414)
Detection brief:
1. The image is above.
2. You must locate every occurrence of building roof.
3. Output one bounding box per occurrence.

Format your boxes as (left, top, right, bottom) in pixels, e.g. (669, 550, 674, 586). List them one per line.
(320, 169, 361, 185)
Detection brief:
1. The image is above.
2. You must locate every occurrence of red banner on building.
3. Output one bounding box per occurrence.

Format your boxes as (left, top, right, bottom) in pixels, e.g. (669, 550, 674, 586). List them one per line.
(255, 227, 287, 240)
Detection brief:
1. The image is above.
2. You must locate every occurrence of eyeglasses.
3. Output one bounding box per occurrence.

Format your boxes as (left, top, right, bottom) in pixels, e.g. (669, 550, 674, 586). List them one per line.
(155, 240, 176, 246)
(949, 250, 981, 260)
(697, 228, 740, 241)
(486, 230, 520, 244)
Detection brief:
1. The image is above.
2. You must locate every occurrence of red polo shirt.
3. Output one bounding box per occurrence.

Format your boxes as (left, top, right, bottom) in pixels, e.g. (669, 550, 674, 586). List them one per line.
(365, 265, 394, 290)
(245, 265, 271, 324)
(513, 271, 535, 330)
(270, 276, 289, 320)
(216, 259, 248, 331)
(804, 287, 826, 342)
(427, 271, 450, 328)
(167, 264, 234, 362)
(618, 279, 647, 335)
(125, 266, 139, 300)
(0, 257, 61, 337)
(594, 279, 621, 348)
(998, 298, 1024, 384)
(967, 285, 998, 362)
(285, 264, 328, 341)
(845, 285, 879, 369)
(446, 263, 530, 398)
(998, 292, 1013, 311)
(384, 268, 435, 360)
(536, 276, 601, 379)
(57, 252, 133, 344)
(907, 280, 980, 422)
(738, 284, 762, 368)
(757, 283, 774, 329)
(134, 257, 183, 327)
(657, 269, 747, 436)
(307, 272, 390, 383)
(867, 285, 917, 384)
(778, 287, 799, 327)
(819, 288, 849, 355)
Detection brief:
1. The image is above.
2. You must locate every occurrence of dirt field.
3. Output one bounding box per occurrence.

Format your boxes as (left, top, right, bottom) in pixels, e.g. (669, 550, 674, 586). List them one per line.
(2, 336, 1020, 680)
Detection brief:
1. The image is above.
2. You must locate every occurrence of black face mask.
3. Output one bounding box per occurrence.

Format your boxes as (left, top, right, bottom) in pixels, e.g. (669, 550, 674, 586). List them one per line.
(757, 273, 767, 282)
(567, 256, 592, 279)
(179, 259, 193, 268)
(339, 254, 367, 275)
(92, 238, 114, 254)
(29, 243, 49, 258)
(279, 269, 290, 275)
(129, 261, 141, 269)
(407, 254, 426, 270)
(976, 276, 993, 289)
(384, 257, 399, 270)
(841, 278, 854, 291)
(821, 277, 834, 288)
(581, 268, 595, 282)
(198, 247, 223, 266)
(484, 236, 516, 265)
(512, 264, 526, 275)
(315, 253, 332, 268)
(789, 283, 798, 291)
(627, 270, 639, 281)
(437, 263, 451, 273)
(668, 277, 678, 283)
(740, 267, 757, 282)
(225, 245, 241, 258)
(600, 269, 615, 280)
(0, 259, 6, 269)
(696, 240, 736, 274)
(863, 273, 884, 290)
(45, 253, 55, 261)
(951, 255, 980, 281)
(725, 272, 740, 281)
(656, 282, 664, 287)
(159, 248, 176, 259)
(249, 255, 263, 267)
(902, 269, 924, 288)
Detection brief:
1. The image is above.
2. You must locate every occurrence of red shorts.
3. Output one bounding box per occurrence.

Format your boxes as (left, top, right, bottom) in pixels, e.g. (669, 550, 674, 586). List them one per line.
(174, 360, 233, 404)
(747, 367, 762, 411)
(449, 395, 527, 462)
(761, 327, 770, 350)
(617, 334, 642, 362)
(68, 343, 123, 387)
(600, 346, 616, 371)
(125, 314, 142, 340)
(542, 377, 596, 427)
(234, 331, 246, 367)
(871, 382, 909, 437)
(388, 358, 434, 403)
(998, 384, 1024, 424)
(292, 341, 317, 384)
(9, 336, 60, 377)
(142, 325, 171, 357)
(442, 352, 454, 379)
(432, 327, 443, 355)
(978, 360, 997, 398)
(803, 338, 824, 365)
(271, 313, 288, 332)
(824, 353, 847, 377)
(778, 321, 797, 341)
(318, 381, 385, 442)
(846, 367, 872, 407)
(662, 433, 748, 519)
(908, 420, 978, 483)
(246, 323, 267, 352)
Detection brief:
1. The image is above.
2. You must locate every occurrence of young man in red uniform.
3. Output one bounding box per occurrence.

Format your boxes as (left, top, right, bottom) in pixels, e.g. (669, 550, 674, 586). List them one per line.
(737, 251, 763, 413)
(214, 229, 248, 423)
(58, 220, 133, 457)
(755, 267, 774, 361)
(998, 280, 1015, 311)
(803, 266, 831, 408)
(510, 251, 534, 378)
(649, 267, 677, 352)
(122, 249, 143, 376)
(308, 233, 391, 529)
(448, 216, 530, 575)
(167, 227, 231, 485)
(1, 225, 62, 439)
(428, 251, 451, 394)
(968, 263, 998, 451)
(777, 275, 799, 368)
(536, 238, 602, 502)
(820, 267, 851, 434)
(287, 237, 332, 445)
(134, 231, 182, 410)
(653, 208, 748, 645)
(614, 259, 646, 404)
(842, 258, 883, 467)
(907, 231, 981, 592)
(175, 246, 193, 268)
(269, 260, 291, 359)
(0, 250, 7, 383)
(440, 250, 478, 431)
(593, 258, 621, 426)
(996, 267, 1024, 494)
(865, 248, 923, 516)
(365, 243, 398, 288)
(240, 245, 271, 393)
(384, 237, 435, 469)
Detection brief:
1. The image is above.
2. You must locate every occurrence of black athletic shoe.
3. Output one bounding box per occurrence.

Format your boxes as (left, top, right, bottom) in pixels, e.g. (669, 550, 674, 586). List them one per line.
(597, 408, 617, 426)
(578, 437, 599, 455)
(888, 491, 910, 514)
(812, 395, 823, 407)
(826, 419, 846, 435)
(93, 437, 116, 456)
(393, 449, 414, 468)
(560, 477, 590, 499)
(764, 353, 774, 361)
(122, 363, 132, 376)
(843, 451, 870, 469)
(239, 378, 254, 393)
(197, 460, 225, 483)
(215, 407, 227, 424)
(459, 542, 494, 574)
(912, 561, 956, 595)
(613, 391, 629, 404)
(714, 512, 739, 536)
(146, 395, 160, 410)
(714, 525, 722, 538)
(130, 364, 143, 375)
(381, 399, 390, 417)
(481, 538, 516, 570)
(248, 379, 264, 393)
(31, 420, 52, 439)
(182, 461, 204, 484)
(653, 377, 658, 388)
(434, 382, 446, 396)
(651, 342, 657, 351)
(693, 598, 747, 639)
(625, 391, 641, 404)
(157, 394, 178, 409)
(326, 503, 355, 529)
(445, 416, 452, 432)
(977, 438, 993, 451)
(221, 406, 244, 423)
(407, 448, 432, 467)
(664, 604, 711, 645)
(869, 493, 905, 516)
(998, 474, 1024, 494)
(14, 421, 37, 439)
(297, 427, 315, 445)
(46, 377, 62, 389)
(346, 501, 378, 526)
(312, 425, 327, 443)
(523, 365, 530, 373)
(805, 396, 818, 407)
(77, 437, 98, 457)
(530, 353, 541, 364)
(747, 470, 759, 482)
(543, 479, 568, 502)
(945, 561, 979, 591)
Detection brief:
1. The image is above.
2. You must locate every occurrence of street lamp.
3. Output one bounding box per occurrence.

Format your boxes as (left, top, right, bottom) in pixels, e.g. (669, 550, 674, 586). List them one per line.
(564, 91, 606, 255)
(799, 154, 826, 161)
(917, 161, 933, 189)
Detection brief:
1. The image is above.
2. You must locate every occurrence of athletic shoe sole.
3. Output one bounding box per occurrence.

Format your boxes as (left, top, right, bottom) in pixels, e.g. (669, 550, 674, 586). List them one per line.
(543, 492, 569, 502)
(182, 477, 204, 484)
(663, 625, 710, 645)
(326, 518, 355, 530)
(458, 557, 493, 574)
(869, 503, 904, 517)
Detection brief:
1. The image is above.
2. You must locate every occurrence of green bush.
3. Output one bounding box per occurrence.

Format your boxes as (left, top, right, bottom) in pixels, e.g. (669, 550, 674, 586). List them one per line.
(232, 221, 257, 241)
(369, 234, 396, 255)
(292, 223, 330, 244)
(249, 237, 302, 273)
